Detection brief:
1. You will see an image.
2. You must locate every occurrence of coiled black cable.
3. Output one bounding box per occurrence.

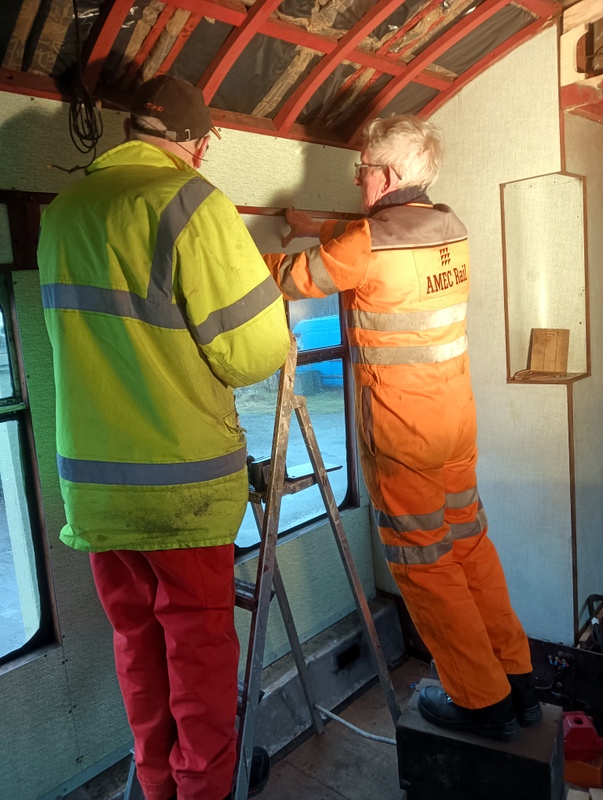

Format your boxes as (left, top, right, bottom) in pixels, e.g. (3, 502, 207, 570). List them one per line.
(50, 0, 103, 173)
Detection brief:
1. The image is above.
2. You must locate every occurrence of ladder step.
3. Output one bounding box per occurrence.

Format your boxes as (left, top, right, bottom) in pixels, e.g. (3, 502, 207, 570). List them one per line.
(235, 578, 258, 612)
(234, 577, 275, 611)
(237, 681, 265, 717)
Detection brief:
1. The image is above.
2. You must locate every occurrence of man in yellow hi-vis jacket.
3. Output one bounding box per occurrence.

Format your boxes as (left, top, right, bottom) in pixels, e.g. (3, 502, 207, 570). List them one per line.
(38, 76, 289, 800)
(265, 115, 541, 743)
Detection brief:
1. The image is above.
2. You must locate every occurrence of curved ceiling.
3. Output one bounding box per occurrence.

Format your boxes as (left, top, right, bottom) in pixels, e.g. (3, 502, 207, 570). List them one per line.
(0, 0, 561, 149)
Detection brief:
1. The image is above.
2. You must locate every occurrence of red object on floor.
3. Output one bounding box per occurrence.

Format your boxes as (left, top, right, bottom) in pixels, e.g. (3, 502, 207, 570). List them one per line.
(563, 711, 603, 762)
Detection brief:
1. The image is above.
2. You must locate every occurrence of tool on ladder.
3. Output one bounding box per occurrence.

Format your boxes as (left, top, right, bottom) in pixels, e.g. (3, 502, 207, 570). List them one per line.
(233, 332, 401, 799)
(125, 333, 401, 800)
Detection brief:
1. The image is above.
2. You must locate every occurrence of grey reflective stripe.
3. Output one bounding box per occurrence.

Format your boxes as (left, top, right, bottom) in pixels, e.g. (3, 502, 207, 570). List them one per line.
(376, 506, 445, 534)
(148, 176, 215, 301)
(351, 335, 468, 365)
(279, 255, 309, 300)
(195, 276, 281, 345)
(346, 302, 467, 332)
(371, 236, 467, 251)
(383, 531, 453, 566)
(41, 283, 188, 330)
(446, 487, 478, 509)
(380, 505, 488, 565)
(306, 245, 339, 296)
(450, 505, 488, 541)
(57, 447, 246, 486)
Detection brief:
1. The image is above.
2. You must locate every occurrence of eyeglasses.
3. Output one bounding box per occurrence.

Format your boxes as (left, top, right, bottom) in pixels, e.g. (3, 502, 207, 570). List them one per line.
(354, 161, 384, 178)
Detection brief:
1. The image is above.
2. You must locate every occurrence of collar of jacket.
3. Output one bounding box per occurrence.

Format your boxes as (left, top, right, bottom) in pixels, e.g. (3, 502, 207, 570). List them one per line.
(368, 186, 432, 216)
(86, 140, 202, 177)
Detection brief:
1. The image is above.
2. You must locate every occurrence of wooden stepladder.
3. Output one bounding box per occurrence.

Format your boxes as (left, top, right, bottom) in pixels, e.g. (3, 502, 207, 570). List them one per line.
(125, 333, 401, 800)
(232, 332, 401, 799)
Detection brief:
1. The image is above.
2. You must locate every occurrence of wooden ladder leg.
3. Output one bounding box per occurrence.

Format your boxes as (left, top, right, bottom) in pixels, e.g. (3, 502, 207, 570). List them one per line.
(293, 394, 402, 726)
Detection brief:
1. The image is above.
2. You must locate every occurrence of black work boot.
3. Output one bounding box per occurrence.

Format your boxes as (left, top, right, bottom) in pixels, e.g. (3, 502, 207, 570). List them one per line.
(507, 672, 542, 727)
(223, 746, 271, 799)
(418, 685, 518, 742)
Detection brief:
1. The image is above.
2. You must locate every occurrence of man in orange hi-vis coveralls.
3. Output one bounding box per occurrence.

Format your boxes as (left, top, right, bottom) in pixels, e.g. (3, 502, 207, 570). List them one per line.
(265, 115, 542, 742)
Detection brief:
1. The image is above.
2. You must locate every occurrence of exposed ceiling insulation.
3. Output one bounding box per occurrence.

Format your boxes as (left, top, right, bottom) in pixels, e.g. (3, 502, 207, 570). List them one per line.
(0, 0, 561, 149)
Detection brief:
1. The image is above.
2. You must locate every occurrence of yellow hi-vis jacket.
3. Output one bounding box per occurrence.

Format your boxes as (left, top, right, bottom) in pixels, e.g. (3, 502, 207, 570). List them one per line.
(38, 141, 290, 552)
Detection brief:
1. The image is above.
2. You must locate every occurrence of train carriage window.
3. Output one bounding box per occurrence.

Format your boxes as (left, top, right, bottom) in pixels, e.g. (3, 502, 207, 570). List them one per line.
(0, 276, 50, 663)
(235, 294, 357, 549)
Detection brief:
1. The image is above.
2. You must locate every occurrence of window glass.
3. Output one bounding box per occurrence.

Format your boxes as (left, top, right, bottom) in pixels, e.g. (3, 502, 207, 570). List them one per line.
(291, 296, 341, 351)
(0, 419, 41, 658)
(0, 308, 14, 399)
(235, 358, 347, 548)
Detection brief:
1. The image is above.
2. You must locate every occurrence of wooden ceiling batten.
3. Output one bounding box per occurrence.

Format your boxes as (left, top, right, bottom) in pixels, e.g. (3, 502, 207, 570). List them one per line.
(82, 0, 134, 94)
(197, 0, 284, 102)
(2, 0, 43, 72)
(120, 4, 175, 90)
(273, 0, 412, 132)
(347, 0, 519, 144)
(154, 11, 203, 77)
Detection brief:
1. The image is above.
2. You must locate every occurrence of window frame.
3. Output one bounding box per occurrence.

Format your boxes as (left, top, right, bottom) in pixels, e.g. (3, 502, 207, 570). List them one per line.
(0, 265, 56, 666)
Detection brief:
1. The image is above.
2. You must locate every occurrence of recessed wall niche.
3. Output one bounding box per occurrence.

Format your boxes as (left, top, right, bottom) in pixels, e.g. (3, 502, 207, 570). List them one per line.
(501, 172, 589, 383)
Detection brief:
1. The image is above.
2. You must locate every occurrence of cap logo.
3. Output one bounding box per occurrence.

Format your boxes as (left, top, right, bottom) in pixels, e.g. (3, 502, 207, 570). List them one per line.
(145, 102, 165, 112)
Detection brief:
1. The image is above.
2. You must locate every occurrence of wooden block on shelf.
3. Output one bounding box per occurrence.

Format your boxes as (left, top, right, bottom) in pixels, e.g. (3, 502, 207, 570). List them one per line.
(528, 328, 570, 372)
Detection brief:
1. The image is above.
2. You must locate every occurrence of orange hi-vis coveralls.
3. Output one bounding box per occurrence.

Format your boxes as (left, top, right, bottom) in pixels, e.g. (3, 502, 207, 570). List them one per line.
(265, 197, 532, 709)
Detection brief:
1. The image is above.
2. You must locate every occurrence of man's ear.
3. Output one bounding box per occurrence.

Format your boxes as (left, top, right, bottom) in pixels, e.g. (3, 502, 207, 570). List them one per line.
(192, 135, 210, 169)
(123, 118, 132, 140)
(384, 165, 399, 191)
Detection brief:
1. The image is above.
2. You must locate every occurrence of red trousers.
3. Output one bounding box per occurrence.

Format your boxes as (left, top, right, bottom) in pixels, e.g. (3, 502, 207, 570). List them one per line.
(90, 546, 239, 800)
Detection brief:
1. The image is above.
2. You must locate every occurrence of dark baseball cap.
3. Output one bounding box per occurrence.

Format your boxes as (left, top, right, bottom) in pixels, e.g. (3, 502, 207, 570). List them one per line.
(130, 75, 220, 142)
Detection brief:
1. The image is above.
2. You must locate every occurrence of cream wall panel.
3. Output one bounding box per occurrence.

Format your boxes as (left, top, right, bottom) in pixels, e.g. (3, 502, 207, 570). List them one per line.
(0, 648, 75, 800)
(0, 91, 359, 213)
(431, 26, 575, 642)
(564, 113, 603, 628)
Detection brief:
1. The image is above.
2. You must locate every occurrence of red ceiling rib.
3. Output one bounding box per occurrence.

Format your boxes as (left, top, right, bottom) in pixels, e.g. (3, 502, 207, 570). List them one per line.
(514, 0, 560, 18)
(348, 0, 522, 144)
(196, 0, 284, 103)
(121, 5, 175, 91)
(0, 67, 68, 102)
(156, 12, 203, 76)
(82, 0, 133, 94)
(419, 17, 548, 117)
(273, 0, 411, 132)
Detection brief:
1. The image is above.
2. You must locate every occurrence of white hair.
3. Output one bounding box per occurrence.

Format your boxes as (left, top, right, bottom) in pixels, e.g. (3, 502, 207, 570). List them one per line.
(362, 115, 444, 190)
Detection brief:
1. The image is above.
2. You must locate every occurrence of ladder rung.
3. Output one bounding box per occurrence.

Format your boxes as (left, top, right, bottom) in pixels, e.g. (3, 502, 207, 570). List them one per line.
(237, 681, 265, 717)
(234, 577, 275, 612)
(235, 578, 257, 611)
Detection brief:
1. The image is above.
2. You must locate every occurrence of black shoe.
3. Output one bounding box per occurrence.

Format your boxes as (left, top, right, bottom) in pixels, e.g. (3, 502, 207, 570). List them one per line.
(224, 746, 271, 799)
(507, 672, 542, 727)
(417, 685, 518, 742)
